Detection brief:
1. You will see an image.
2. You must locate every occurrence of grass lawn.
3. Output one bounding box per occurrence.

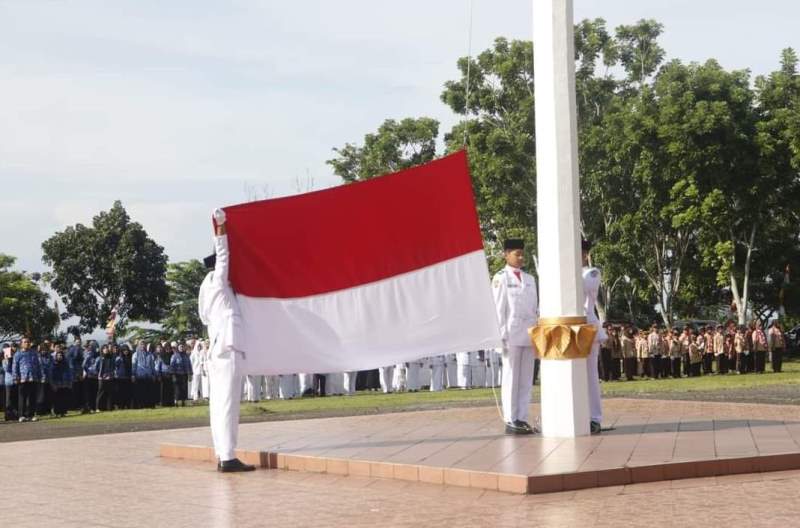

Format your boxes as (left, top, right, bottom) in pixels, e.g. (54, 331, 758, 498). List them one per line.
(24, 358, 800, 428)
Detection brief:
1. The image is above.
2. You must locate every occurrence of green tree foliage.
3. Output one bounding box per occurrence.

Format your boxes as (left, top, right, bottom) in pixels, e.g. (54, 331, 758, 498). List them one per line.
(329, 22, 800, 326)
(0, 254, 59, 342)
(161, 260, 207, 339)
(327, 117, 439, 182)
(41, 201, 168, 334)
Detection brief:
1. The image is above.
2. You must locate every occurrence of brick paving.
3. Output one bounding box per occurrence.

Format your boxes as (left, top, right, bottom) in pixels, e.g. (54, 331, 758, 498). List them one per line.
(3, 422, 800, 527)
(160, 398, 800, 494)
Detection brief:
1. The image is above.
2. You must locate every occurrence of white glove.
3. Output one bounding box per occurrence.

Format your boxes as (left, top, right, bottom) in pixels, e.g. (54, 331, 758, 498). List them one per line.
(213, 208, 226, 225)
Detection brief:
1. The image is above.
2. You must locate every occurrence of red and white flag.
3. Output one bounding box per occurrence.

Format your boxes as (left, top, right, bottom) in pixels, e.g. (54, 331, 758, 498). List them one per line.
(221, 150, 501, 375)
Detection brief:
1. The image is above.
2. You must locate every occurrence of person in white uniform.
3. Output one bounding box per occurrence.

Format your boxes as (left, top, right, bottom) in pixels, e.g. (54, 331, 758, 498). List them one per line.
(582, 240, 606, 434)
(486, 348, 501, 388)
(279, 374, 298, 399)
(198, 208, 256, 473)
(470, 351, 486, 388)
(492, 238, 538, 435)
(378, 365, 394, 393)
(445, 353, 458, 389)
(244, 375, 263, 402)
(455, 351, 471, 389)
(343, 371, 357, 395)
(189, 339, 206, 401)
(405, 359, 421, 392)
(429, 355, 446, 392)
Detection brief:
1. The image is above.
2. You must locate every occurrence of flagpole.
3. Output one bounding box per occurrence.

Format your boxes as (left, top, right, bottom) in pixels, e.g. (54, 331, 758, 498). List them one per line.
(530, 0, 594, 437)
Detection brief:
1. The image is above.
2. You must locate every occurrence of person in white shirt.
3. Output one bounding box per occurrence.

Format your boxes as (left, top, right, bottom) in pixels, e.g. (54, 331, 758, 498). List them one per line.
(429, 355, 446, 392)
(582, 240, 607, 435)
(198, 208, 255, 472)
(445, 353, 458, 389)
(456, 351, 472, 389)
(492, 238, 538, 435)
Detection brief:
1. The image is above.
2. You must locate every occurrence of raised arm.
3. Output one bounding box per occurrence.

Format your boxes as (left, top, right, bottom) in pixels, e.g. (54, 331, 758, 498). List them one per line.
(212, 208, 231, 288)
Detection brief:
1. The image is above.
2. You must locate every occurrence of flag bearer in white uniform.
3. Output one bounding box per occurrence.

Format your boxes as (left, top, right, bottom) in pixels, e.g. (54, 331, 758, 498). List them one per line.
(198, 208, 256, 473)
(582, 240, 606, 434)
(492, 238, 538, 435)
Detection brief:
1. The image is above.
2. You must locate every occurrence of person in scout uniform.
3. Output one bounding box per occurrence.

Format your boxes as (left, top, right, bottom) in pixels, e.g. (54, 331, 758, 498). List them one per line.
(492, 238, 538, 435)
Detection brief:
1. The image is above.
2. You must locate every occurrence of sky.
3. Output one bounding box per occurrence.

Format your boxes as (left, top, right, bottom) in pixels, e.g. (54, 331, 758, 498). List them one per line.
(2, 0, 799, 277)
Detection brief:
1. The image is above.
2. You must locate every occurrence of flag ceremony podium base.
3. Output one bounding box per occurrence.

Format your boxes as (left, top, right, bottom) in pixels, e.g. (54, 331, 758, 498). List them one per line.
(159, 399, 800, 495)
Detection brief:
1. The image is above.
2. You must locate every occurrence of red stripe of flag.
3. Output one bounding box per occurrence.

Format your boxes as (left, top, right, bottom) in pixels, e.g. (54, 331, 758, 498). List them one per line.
(222, 150, 483, 298)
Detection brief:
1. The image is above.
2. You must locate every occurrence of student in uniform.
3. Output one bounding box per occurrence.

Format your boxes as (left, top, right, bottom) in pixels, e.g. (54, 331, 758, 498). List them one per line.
(668, 330, 682, 378)
(114, 344, 133, 409)
(621, 327, 636, 381)
(735, 326, 749, 374)
(492, 238, 539, 435)
(95, 344, 116, 412)
(582, 240, 607, 434)
(132, 342, 156, 408)
(647, 325, 662, 379)
(636, 330, 648, 378)
(66, 337, 84, 411)
(609, 327, 623, 380)
(660, 329, 671, 378)
(378, 365, 394, 394)
(2, 343, 17, 421)
(155, 345, 175, 407)
(768, 321, 786, 373)
(429, 355, 446, 392)
(752, 321, 768, 374)
(680, 327, 693, 377)
(81, 343, 99, 413)
(599, 325, 613, 382)
(170, 343, 193, 407)
(714, 326, 726, 374)
(50, 346, 73, 417)
(456, 351, 471, 389)
(13, 337, 41, 422)
(37, 341, 54, 416)
(689, 336, 703, 377)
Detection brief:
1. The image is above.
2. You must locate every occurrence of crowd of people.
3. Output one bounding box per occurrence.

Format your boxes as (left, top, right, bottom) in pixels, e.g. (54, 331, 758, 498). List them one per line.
(597, 320, 789, 381)
(0, 318, 790, 423)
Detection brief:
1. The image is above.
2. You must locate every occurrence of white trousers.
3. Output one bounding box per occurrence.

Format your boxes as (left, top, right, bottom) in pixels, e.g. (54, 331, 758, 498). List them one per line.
(279, 374, 297, 399)
(501, 345, 535, 423)
(343, 371, 357, 395)
(209, 350, 242, 462)
(264, 375, 280, 400)
(486, 361, 501, 387)
(244, 375, 263, 402)
(587, 343, 602, 423)
(429, 365, 445, 392)
(298, 373, 314, 395)
(406, 363, 420, 391)
(379, 366, 394, 393)
(457, 364, 471, 389)
(201, 374, 210, 399)
(446, 363, 458, 388)
(470, 365, 486, 388)
(190, 374, 203, 400)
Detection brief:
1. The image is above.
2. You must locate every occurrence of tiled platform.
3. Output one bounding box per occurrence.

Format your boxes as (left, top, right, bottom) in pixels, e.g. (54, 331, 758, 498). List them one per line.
(160, 398, 800, 495)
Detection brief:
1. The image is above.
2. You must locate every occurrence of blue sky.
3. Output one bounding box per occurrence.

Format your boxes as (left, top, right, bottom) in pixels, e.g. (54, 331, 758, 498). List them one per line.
(2, 0, 798, 275)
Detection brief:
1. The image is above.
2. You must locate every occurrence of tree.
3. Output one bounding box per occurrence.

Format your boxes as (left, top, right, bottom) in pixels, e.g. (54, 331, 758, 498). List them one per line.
(0, 254, 59, 342)
(160, 260, 207, 340)
(41, 201, 168, 334)
(327, 117, 439, 183)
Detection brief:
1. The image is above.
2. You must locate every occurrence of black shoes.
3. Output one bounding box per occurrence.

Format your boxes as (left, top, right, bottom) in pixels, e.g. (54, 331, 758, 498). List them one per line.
(505, 420, 539, 435)
(590, 421, 602, 435)
(217, 458, 256, 473)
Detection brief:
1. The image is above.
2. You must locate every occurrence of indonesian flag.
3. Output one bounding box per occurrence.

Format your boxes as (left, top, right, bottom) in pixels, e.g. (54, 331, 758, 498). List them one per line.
(222, 150, 501, 375)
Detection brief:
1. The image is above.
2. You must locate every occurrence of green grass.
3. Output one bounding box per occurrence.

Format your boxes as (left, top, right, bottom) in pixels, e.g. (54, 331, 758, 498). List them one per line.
(34, 358, 800, 427)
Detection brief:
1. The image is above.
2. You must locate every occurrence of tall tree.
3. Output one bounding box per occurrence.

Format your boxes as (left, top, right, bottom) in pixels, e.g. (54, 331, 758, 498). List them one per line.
(161, 259, 207, 340)
(41, 201, 168, 334)
(327, 117, 439, 183)
(0, 254, 59, 342)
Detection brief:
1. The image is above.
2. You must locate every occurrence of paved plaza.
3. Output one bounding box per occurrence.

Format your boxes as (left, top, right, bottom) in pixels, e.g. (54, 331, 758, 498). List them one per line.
(4, 399, 800, 527)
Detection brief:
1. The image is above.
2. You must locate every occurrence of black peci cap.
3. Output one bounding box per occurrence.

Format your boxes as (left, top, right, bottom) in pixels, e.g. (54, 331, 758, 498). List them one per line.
(203, 254, 216, 269)
(503, 239, 524, 251)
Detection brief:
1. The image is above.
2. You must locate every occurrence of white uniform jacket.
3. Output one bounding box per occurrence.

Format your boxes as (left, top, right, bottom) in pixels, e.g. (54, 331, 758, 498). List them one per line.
(198, 234, 244, 359)
(492, 265, 539, 347)
(583, 267, 607, 345)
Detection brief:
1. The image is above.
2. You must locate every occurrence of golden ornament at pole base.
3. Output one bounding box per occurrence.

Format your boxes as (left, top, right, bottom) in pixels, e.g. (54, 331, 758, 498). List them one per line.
(528, 316, 597, 360)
